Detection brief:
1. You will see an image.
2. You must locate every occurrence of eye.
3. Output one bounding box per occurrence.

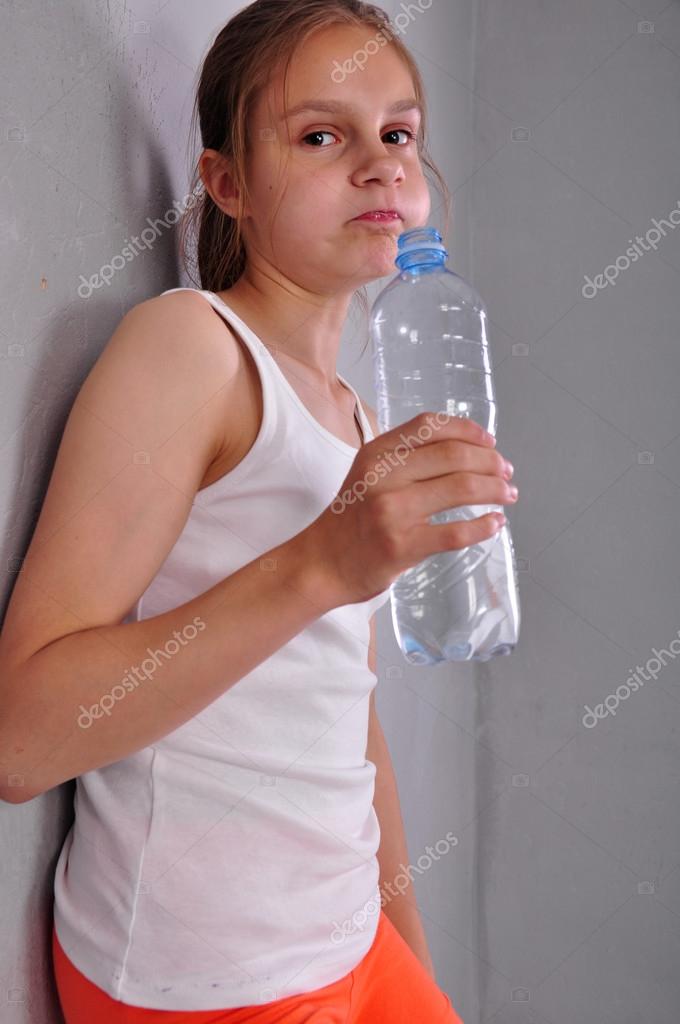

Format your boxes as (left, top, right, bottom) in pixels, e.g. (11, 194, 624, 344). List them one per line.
(301, 130, 337, 148)
(383, 128, 417, 145)
(300, 127, 418, 149)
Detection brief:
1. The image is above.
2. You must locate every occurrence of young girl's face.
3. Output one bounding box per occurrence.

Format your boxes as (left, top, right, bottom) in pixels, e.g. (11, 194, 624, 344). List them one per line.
(241, 23, 432, 297)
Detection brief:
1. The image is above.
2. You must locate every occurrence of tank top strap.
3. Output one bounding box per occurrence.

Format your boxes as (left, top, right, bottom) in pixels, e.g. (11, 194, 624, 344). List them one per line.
(337, 373, 374, 443)
(160, 286, 281, 450)
(161, 287, 275, 365)
(162, 287, 374, 450)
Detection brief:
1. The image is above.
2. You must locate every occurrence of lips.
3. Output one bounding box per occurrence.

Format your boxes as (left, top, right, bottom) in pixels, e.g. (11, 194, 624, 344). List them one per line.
(352, 210, 402, 222)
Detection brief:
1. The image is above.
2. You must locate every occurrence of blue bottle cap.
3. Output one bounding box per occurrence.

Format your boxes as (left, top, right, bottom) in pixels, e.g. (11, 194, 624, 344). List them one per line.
(395, 227, 448, 269)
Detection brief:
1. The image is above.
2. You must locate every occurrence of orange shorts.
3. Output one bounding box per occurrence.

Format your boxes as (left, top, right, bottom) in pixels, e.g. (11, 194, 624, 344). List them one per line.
(53, 910, 464, 1023)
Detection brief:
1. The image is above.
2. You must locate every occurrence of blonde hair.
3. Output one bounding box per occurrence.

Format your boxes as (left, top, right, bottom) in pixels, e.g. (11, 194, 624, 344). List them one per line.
(178, 0, 451, 349)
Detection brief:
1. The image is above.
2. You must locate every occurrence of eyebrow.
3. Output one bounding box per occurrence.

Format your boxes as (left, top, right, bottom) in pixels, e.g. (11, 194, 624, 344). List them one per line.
(280, 98, 424, 122)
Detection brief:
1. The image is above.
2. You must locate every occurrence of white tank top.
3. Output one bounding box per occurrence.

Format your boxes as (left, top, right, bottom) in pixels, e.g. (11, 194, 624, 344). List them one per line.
(52, 288, 392, 1011)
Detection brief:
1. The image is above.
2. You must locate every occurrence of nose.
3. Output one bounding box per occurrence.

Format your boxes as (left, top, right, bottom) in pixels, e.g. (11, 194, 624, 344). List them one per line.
(350, 148, 405, 189)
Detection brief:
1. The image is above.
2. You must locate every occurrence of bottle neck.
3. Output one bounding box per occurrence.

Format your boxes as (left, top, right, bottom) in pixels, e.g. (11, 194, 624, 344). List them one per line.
(396, 250, 448, 273)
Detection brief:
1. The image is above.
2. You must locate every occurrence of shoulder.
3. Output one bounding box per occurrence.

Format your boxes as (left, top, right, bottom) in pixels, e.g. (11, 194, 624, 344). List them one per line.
(130, 290, 238, 353)
(116, 291, 246, 395)
(92, 290, 249, 473)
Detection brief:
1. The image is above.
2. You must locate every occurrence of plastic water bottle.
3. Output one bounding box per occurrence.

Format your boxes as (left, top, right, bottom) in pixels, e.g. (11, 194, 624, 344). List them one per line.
(369, 227, 521, 665)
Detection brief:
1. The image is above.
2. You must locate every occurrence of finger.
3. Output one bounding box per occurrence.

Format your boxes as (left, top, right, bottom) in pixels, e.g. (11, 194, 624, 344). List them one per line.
(367, 424, 500, 485)
(406, 438, 507, 485)
(378, 412, 495, 456)
(364, 438, 506, 490)
(405, 467, 515, 522)
(409, 512, 505, 562)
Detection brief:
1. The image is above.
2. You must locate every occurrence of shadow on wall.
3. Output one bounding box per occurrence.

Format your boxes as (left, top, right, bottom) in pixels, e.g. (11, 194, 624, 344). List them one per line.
(2, 2, 200, 1022)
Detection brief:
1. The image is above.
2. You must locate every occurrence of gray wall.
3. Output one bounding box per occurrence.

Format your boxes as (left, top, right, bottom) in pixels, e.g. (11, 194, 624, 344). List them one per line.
(368, 2, 680, 1023)
(2, 1, 679, 1022)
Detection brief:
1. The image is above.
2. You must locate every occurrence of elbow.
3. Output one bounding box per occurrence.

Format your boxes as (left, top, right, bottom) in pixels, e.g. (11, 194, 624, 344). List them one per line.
(0, 756, 43, 803)
(0, 779, 41, 804)
(0, 758, 45, 804)
(0, 679, 46, 803)
(0, 730, 44, 804)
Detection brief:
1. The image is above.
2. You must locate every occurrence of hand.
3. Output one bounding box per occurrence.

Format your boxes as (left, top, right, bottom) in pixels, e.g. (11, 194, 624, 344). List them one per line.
(305, 412, 517, 606)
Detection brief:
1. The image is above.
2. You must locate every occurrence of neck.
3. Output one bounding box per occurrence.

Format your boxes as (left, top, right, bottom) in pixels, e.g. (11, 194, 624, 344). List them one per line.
(217, 271, 358, 388)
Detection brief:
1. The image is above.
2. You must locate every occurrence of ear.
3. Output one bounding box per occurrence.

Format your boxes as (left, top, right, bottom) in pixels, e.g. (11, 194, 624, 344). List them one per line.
(198, 148, 243, 219)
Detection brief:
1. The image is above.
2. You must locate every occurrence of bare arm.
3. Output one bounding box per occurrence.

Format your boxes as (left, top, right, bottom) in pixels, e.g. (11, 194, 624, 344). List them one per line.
(366, 616, 436, 979)
(0, 294, 338, 803)
(362, 389, 436, 976)
(0, 526, 333, 803)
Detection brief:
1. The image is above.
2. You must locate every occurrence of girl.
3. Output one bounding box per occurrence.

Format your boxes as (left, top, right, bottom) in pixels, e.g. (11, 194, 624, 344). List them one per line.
(0, 1, 515, 1020)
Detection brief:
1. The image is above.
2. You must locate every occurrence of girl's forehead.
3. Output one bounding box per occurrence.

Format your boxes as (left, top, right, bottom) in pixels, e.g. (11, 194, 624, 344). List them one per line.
(255, 64, 416, 125)
(257, 24, 413, 101)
